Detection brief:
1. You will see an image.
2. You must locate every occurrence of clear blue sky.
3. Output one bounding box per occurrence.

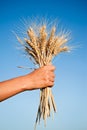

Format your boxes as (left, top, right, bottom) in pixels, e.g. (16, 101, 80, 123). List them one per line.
(0, 0, 87, 130)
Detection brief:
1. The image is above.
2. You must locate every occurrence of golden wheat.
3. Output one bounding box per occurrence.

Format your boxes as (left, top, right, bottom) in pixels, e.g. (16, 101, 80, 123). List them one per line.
(17, 21, 70, 129)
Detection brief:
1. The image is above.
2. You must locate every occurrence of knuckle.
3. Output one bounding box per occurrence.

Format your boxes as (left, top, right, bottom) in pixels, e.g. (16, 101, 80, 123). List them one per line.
(52, 73, 55, 78)
(49, 81, 54, 86)
(50, 64, 55, 68)
(52, 65, 55, 68)
(53, 66, 56, 69)
(46, 80, 49, 86)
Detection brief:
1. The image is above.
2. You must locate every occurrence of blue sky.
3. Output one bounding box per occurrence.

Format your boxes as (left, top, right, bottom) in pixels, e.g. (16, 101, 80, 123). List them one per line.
(0, 0, 87, 130)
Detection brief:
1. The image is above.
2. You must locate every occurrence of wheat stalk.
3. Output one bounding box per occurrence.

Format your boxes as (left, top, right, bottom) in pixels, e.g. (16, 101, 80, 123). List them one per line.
(17, 20, 70, 129)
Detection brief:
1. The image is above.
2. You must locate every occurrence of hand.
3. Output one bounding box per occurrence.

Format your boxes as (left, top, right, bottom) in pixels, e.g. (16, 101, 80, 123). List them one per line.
(0, 64, 55, 101)
(25, 64, 55, 90)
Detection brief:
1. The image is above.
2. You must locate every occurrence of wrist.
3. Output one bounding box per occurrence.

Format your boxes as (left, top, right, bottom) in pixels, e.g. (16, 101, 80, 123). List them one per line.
(21, 74, 33, 91)
(19, 75, 28, 91)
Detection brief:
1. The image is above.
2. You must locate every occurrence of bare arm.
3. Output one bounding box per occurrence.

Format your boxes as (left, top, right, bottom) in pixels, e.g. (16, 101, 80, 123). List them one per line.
(0, 64, 55, 102)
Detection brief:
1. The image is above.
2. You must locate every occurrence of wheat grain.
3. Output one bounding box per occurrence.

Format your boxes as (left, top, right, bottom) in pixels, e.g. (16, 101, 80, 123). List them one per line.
(17, 19, 70, 129)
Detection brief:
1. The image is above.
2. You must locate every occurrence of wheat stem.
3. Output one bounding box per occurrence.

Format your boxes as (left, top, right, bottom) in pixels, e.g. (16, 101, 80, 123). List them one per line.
(17, 21, 70, 129)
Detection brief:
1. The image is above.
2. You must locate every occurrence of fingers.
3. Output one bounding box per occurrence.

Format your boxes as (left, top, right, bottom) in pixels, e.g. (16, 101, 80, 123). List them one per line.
(46, 64, 56, 71)
(50, 72, 55, 78)
(45, 72, 55, 87)
(42, 64, 55, 70)
(47, 81, 54, 87)
(26, 64, 56, 90)
(43, 64, 55, 87)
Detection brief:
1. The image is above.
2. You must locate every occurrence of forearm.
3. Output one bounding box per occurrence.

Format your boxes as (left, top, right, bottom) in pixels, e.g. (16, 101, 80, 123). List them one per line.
(0, 76, 27, 102)
(0, 65, 55, 102)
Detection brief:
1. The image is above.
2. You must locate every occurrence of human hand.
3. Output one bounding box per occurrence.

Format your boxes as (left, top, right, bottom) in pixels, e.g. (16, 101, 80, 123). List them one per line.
(25, 64, 55, 90)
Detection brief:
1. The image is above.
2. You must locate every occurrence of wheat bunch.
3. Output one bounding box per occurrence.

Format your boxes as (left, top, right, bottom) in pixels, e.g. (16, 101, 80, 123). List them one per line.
(17, 20, 70, 129)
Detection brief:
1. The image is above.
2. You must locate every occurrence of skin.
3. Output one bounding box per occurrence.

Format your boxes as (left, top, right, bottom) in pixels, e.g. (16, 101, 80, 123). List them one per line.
(0, 64, 55, 102)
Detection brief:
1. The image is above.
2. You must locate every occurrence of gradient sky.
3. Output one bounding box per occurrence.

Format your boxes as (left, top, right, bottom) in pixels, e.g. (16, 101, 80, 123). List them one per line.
(0, 0, 87, 130)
